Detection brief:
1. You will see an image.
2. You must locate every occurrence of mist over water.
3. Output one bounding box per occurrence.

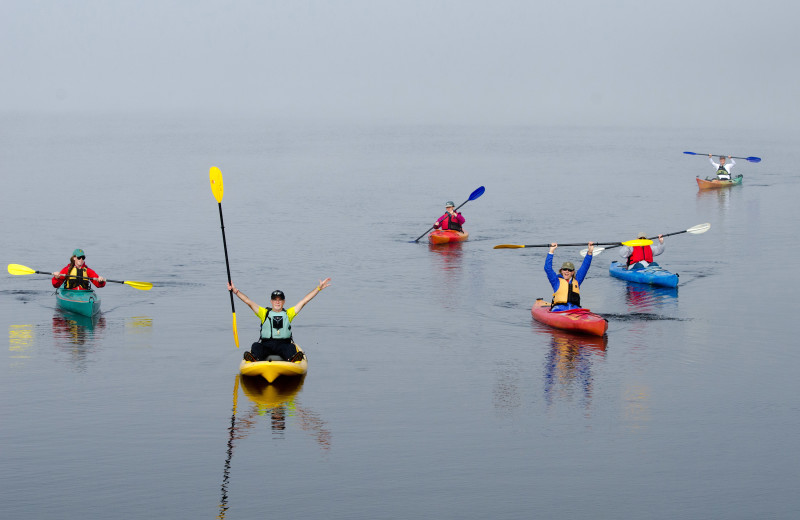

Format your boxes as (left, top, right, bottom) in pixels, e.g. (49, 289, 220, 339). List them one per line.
(2, 114, 799, 519)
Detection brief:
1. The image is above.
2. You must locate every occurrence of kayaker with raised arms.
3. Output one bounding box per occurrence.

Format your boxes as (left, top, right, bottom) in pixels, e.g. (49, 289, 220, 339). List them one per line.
(228, 278, 331, 362)
(619, 233, 665, 270)
(709, 154, 735, 180)
(544, 242, 594, 311)
(433, 201, 465, 233)
(51, 249, 106, 290)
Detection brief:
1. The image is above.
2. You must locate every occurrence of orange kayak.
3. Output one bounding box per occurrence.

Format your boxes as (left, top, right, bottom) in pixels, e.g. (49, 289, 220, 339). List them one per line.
(429, 230, 468, 244)
(696, 175, 743, 189)
(531, 299, 608, 336)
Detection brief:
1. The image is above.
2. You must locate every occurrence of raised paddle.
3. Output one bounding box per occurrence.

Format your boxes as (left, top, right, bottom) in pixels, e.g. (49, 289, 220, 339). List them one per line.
(210, 166, 240, 348)
(580, 223, 711, 256)
(683, 151, 761, 163)
(7, 264, 153, 290)
(412, 186, 486, 243)
(494, 239, 649, 250)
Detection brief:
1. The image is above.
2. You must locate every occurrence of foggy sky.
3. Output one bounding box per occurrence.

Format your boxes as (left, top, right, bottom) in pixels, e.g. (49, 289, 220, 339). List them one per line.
(2, 0, 797, 129)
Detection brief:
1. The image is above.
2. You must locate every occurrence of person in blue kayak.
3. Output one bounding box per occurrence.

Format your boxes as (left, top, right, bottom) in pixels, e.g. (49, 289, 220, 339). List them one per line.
(619, 233, 665, 270)
(544, 242, 594, 311)
(433, 201, 465, 232)
(709, 154, 735, 180)
(227, 278, 331, 362)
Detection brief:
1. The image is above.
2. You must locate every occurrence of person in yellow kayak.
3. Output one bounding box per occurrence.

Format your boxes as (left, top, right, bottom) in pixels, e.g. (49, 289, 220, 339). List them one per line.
(544, 242, 594, 311)
(619, 233, 665, 270)
(51, 248, 106, 290)
(227, 278, 331, 362)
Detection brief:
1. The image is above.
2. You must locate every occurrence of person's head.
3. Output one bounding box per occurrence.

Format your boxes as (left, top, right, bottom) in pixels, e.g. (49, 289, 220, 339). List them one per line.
(560, 261, 575, 280)
(637, 232, 647, 239)
(719, 156, 726, 164)
(445, 201, 455, 210)
(71, 249, 86, 267)
(270, 290, 285, 310)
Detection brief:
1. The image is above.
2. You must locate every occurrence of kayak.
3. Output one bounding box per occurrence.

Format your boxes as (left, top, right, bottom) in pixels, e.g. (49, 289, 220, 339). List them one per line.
(429, 230, 468, 244)
(531, 299, 608, 337)
(696, 174, 743, 189)
(609, 261, 679, 288)
(56, 287, 101, 317)
(240, 343, 308, 383)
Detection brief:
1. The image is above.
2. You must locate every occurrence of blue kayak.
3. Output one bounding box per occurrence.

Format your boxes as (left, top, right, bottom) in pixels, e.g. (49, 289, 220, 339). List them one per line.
(609, 261, 679, 288)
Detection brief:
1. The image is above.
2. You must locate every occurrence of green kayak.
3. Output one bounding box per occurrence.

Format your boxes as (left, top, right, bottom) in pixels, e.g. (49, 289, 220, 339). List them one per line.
(56, 287, 101, 317)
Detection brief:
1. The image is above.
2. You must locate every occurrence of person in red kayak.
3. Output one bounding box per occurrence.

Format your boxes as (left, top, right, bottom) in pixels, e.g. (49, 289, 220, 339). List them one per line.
(51, 248, 106, 290)
(544, 242, 594, 311)
(709, 154, 735, 180)
(227, 278, 331, 362)
(619, 232, 665, 270)
(433, 201, 465, 232)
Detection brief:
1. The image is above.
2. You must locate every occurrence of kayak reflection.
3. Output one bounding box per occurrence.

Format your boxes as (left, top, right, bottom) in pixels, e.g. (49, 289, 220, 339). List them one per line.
(51, 311, 106, 371)
(624, 283, 678, 311)
(218, 375, 330, 519)
(536, 326, 608, 410)
(427, 241, 464, 270)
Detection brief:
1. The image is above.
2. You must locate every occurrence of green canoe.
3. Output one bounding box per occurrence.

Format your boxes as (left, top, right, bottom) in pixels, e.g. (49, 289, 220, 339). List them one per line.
(56, 287, 101, 317)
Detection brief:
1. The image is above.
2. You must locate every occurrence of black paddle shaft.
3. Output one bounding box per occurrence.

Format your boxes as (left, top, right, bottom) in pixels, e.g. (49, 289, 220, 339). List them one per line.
(217, 203, 237, 313)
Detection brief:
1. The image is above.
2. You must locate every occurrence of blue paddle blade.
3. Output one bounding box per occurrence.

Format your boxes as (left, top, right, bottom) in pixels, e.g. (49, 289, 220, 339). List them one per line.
(683, 151, 698, 155)
(469, 186, 486, 200)
(746, 156, 761, 163)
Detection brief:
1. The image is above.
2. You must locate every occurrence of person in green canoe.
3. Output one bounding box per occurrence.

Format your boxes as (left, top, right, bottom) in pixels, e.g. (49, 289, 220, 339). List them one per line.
(227, 278, 331, 362)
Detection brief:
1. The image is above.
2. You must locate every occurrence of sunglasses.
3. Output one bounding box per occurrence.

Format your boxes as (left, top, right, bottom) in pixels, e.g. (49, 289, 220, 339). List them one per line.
(561, 268, 574, 272)
(76, 256, 86, 260)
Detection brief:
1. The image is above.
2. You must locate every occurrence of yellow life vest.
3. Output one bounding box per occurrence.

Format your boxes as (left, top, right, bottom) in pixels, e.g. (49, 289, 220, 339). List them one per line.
(552, 277, 580, 306)
(65, 266, 90, 290)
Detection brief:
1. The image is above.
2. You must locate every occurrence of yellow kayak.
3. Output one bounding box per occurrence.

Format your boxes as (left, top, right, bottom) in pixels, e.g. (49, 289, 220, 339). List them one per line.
(239, 344, 308, 383)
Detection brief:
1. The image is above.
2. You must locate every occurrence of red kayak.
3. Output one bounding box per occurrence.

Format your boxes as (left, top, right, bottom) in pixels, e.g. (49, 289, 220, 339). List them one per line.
(531, 299, 608, 336)
(429, 229, 469, 244)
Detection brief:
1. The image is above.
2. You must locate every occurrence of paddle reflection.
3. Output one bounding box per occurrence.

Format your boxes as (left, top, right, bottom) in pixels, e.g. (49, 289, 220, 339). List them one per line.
(8, 323, 35, 368)
(218, 374, 330, 519)
(51, 311, 106, 371)
(536, 326, 607, 410)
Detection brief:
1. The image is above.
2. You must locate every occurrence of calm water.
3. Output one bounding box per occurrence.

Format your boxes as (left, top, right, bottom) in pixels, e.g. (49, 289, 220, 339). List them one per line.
(2, 114, 799, 519)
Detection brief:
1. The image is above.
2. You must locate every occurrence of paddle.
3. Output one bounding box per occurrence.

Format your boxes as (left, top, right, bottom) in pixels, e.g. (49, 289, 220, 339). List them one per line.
(580, 223, 711, 256)
(7, 264, 153, 290)
(412, 186, 486, 243)
(210, 166, 240, 348)
(683, 151, 761, 163)
(494, 239, 649, 250)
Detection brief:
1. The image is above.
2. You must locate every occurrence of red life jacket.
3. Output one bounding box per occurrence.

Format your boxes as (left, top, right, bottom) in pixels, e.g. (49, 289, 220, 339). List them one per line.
(439, 213, 463, 232)
(627, 246, 653, 267)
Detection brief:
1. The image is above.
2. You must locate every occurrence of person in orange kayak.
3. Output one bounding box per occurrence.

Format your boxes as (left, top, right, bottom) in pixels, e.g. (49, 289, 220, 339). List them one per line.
(227, 278, 331, 362)
(51, 248, 106, 290)
(619, 233, 665, 270)
(709, 154, 735, 180)
(544, 242, 594, 311)
(433, 201, 465, 232)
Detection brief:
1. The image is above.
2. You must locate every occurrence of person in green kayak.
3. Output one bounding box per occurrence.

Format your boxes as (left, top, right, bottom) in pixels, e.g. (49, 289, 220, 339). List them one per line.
(51, 248, 106, 290)
(544, 242, 594, 311)
(227, 278, 331, 362)
(709, 154, 735, 180)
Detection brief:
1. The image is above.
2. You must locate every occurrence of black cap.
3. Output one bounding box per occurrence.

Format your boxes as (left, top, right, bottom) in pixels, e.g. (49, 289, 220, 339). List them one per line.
(270, 290, 285, 300)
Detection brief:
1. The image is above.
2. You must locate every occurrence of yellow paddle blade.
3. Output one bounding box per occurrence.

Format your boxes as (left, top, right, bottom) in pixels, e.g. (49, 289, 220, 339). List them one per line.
(621, 239, 653, 247)
(7, 264, 36, 275)
(123, 280, 153, 291)
(232, 312, 240, 348)
(210, 166, 224, 203)
(493, 244, 526, 249)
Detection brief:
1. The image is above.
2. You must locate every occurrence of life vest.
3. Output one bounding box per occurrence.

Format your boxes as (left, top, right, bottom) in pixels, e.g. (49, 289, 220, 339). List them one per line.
(441, 212, 463, 232)
(627, 246, 653, 267)
(260, 309, 292, 340)
(552, 277, 581, 307)
(716, 165, 730, 179)
(65, 266, 90, 290)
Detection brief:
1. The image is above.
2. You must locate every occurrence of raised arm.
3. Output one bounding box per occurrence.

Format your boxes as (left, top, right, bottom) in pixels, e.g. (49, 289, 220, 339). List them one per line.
(293, 278, 331, 315)
(228, 282, 260, 313)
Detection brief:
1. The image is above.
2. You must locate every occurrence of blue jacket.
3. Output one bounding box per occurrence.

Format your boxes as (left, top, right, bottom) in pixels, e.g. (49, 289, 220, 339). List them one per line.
(544, 253, 592, 311)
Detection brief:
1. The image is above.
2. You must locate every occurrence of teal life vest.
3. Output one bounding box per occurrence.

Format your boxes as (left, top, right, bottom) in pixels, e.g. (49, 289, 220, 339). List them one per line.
(260, 309, 292, 340)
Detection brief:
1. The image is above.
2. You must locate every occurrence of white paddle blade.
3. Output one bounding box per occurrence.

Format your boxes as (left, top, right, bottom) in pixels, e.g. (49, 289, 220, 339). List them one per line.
(580, 247, 605, 257)
(687, 223, 711, 234)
